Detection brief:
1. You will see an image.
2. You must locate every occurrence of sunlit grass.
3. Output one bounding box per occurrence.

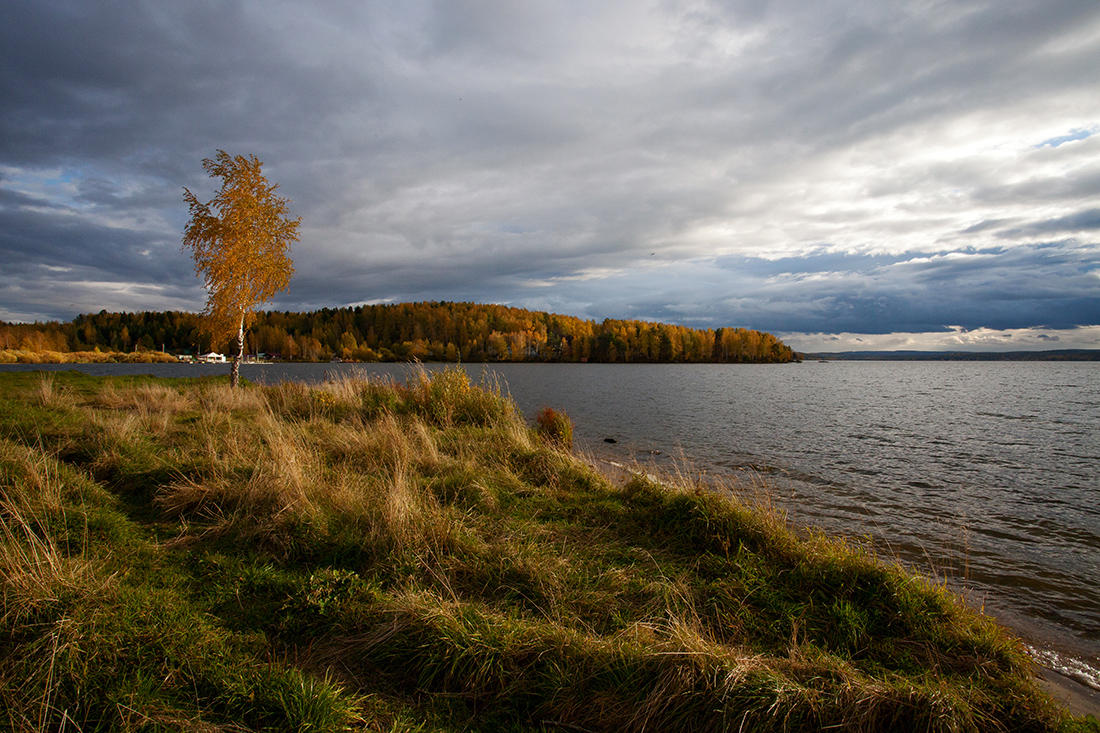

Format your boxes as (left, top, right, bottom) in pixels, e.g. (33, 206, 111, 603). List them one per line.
(0, 368, 1084, 731)
(0, 349, 178, 364)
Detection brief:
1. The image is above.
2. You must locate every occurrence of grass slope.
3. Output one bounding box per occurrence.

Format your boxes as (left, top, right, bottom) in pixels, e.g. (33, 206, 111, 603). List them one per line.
(0, 369, 1090, 731)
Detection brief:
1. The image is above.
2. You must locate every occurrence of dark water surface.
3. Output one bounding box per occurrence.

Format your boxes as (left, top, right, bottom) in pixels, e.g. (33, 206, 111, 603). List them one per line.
(4, 360, 1097, 691)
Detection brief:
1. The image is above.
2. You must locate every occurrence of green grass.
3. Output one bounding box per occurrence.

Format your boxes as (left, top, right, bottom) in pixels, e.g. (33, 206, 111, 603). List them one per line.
(0, 368, 1090, 731)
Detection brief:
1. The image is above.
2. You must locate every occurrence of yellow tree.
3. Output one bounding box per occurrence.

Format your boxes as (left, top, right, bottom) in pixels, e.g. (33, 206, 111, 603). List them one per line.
(182, 150, 300, 387)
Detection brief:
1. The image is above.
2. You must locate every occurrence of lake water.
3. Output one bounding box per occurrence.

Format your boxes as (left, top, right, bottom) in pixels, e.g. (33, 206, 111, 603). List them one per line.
(3, 360, 1097, 695)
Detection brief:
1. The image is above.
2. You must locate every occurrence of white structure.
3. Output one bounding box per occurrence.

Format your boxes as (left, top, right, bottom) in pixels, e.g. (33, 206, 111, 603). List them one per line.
(199, 352, 226, 363)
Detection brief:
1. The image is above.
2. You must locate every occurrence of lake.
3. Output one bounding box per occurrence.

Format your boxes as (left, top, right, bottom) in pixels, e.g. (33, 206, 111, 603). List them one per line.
(3, 359, 1097, 695)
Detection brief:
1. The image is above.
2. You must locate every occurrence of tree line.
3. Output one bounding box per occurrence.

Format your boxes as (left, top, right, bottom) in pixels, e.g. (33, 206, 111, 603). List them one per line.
(0, 302, 797, 363)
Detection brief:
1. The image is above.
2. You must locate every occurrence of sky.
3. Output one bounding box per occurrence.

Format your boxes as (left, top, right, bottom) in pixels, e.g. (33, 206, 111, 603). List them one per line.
(1, 0, 1099, 352)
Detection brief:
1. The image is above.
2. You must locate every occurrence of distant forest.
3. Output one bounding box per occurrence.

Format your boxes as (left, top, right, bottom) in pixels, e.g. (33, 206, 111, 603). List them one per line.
(0, 302, 797, 364)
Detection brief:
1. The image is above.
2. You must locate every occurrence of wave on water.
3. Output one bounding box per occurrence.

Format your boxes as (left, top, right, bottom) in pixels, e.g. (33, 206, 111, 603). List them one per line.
(1027, 645, 1100, 692)
(976, 411, 1039, 422)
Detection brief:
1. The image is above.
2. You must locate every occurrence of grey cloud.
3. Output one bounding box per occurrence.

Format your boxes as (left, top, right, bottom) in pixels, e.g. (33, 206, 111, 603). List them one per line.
(519, 242, 1100, 335)
(973, 164, 1100, 207)
(997, 208, 1100, 238)
(0, 0, 1098, 343)
(961, 219, 1016, 234)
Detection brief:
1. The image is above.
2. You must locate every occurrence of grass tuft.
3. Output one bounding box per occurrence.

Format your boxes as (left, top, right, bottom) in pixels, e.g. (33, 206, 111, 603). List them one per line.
(535, 406, 574, 449)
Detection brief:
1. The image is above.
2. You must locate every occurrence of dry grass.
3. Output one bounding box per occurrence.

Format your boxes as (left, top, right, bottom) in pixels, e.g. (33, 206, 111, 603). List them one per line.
(0, 440, 65, 511)
(158, 407, 324, 545)
(0, 441, 106, 589)
(196, 381, 267, 414)
(0, 370, 1077, 731)
(33, 374, 61, 409)
(0, 349, 177, 364)
(324, 412, 440, 474)
(153, 384, 467, 554)
(0, 494, 107, 628)
(92, 381, 193, 412)
(0, 444, 115, 731)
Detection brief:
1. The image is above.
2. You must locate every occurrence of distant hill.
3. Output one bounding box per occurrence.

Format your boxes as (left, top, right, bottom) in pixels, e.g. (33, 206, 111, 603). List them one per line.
(806, 350, 1100, 361)
(1, 302, 796, 364)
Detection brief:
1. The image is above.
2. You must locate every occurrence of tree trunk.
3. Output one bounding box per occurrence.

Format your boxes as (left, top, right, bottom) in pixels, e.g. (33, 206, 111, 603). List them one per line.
(231, 315, 244, 388)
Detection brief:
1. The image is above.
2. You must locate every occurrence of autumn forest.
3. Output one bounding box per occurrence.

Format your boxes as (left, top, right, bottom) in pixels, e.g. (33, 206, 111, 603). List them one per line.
(1, 302, 797, 364)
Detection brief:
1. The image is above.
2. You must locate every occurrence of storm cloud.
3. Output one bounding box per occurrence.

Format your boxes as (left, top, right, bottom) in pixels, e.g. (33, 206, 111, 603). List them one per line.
(2, 0, 1098, 350)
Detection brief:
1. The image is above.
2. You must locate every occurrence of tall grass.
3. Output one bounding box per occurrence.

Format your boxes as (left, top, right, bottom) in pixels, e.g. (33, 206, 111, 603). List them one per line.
(0, 369, 1082, 731)
(0, 424, 363, 730)
(0, 442, 108, 730)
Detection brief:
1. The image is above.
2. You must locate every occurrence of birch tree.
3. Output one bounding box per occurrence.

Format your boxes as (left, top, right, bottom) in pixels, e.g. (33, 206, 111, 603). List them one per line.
(182, 150, 300, 387)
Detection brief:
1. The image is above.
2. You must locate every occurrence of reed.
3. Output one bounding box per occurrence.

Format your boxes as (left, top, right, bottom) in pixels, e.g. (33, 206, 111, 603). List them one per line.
(0, 349, 178, 364)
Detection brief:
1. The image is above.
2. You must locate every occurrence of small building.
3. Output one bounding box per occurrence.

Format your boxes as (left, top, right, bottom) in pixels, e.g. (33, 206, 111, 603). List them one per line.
(199, 352, 226, 363)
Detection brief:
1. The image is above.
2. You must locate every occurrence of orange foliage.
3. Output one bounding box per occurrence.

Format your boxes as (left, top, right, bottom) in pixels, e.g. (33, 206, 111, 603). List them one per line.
(182, 150, 299, 384)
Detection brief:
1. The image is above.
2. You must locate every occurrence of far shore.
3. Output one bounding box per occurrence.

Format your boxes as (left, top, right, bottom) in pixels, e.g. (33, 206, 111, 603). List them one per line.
(6, 347, 1100, 366)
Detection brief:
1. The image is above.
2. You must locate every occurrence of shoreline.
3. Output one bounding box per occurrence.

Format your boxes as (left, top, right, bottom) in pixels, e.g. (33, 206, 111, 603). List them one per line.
(586, 454, 1100, 718)
(1038, 668, 1100, 718)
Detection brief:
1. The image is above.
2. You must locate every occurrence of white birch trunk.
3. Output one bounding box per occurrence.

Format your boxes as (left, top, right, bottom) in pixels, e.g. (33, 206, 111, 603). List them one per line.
(231, 314, 244, 388)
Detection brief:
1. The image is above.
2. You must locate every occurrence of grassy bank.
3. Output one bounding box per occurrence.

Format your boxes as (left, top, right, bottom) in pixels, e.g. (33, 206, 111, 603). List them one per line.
(0, 369, 1090, 731)
(0, 349, 178, 364)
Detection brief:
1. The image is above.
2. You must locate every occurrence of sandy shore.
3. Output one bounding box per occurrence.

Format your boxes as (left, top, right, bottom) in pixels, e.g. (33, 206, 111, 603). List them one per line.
(1038, 668, 1100, 717)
